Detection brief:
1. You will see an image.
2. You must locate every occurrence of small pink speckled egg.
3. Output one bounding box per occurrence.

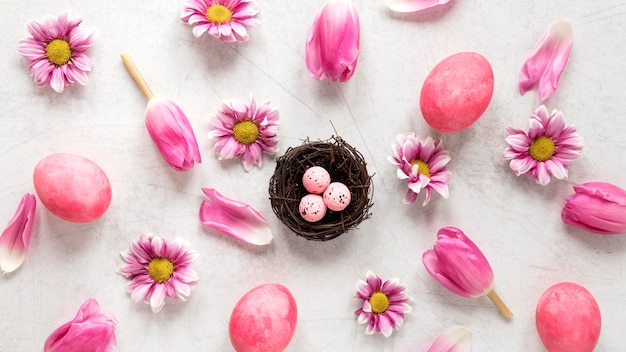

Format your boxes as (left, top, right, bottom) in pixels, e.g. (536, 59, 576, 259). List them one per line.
(323, 182, 351, 211)
(299, 194, 327, 222)
(302, 166, 331, 194)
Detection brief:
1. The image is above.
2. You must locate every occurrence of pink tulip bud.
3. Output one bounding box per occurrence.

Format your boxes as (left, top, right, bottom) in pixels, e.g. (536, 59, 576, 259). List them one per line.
(423, 226, 512, 318)
(305, 0, 360, 82)
(44, 298, 117, 352)
(145, 98, 202, 171)
(561, 182, 626, 235)
(0, 193, 36, 274)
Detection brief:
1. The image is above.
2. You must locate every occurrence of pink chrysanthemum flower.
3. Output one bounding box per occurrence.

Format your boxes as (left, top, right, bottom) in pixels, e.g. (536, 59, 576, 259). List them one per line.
(17, 13, 95, 93)
(120, 234, 199, 313)
(180, 0, 260, 42)
(504, 105, 583, 186)
(388, 134, 451, 206)
(209, 96, 279, 171)
(355, 271, 412, 338)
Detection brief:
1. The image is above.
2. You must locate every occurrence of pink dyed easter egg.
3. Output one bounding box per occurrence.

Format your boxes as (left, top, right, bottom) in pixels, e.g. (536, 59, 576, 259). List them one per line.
(323, 182, 351, 211)
(302, 166, 331, 194)
(420, 52, 494, 132)
(33, 153, 112, 223)
(535, 282, 601, 352)
(299, 194, 327, 222)
(229, 283, 298, 352)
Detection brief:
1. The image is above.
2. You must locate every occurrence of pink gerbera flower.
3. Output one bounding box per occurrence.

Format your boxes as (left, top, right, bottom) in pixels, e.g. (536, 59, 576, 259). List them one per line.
(388, 134, 451, 205)
(504, 105, 583, 186)
(120, 234, 199, 313)
(209, 96, 279, 171)
(181, 0, 260, 42)
(355, 271, 412, 338)
(17, 13, 95, 93)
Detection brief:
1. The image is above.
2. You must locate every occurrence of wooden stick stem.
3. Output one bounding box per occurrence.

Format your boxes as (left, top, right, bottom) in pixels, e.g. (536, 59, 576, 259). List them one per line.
(120, 53, 154, 101)
(486, 289, 513, 319)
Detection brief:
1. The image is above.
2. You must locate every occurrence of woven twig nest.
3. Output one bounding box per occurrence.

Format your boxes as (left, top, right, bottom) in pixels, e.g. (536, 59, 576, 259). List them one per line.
(269, 136, 373, 241)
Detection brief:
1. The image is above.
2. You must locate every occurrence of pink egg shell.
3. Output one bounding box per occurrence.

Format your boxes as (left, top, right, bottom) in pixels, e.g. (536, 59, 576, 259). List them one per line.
(229, 283, 298, 352)
(302, 166, 331, 194)
(299, 194, 327, 222)
(33, 153, 112, 223)
(535, 282, 601, 352)
(323, 182, 351, 211)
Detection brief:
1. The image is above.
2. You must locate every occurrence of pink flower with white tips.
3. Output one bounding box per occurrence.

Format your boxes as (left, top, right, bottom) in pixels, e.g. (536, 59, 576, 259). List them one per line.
(354, 271, 412, 337)
(504, 105, 583, 186)
(388, 134, 451, 205)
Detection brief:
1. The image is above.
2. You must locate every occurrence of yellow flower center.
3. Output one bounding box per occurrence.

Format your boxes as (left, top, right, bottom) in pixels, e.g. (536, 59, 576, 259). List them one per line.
(529, 136, 556, 162)
(206, 4, 233, 24)
(148, 258, 175, 283)
(233, 120, 260, 145)
(369, 292, 390, 314)
(45, 39, 72, 66)
(410, 160, 431, 178)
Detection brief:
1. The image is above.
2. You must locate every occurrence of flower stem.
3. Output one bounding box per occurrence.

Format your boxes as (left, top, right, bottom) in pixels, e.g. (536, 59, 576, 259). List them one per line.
(486, 289, 513, 319)
(120, 53, 155, 101)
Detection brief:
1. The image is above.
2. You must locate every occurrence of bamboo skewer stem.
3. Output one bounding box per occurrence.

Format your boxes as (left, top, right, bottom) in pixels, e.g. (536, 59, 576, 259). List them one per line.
(120, 53, 155, 101)
(486, 289, 513, 319)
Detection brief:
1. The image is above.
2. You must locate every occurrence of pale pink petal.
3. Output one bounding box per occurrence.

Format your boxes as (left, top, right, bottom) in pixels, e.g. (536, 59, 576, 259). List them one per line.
(199, 188, 273, 245)
(519, 20, 573, 101)
(149, 284, 167, 313)
(385, 0, 451, 13)
(423, 325, 472, 352)
(0, 193, 36, 273)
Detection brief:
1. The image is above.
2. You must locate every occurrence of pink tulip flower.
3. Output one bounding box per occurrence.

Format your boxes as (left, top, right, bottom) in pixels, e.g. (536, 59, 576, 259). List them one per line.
(422, 226, 512, 318)
(519, 20, 573, 101)
(423, 325, 472, 352)
(199, 188, 273, 245)
(145, 98, 202, 171)
(561, 182, 626, 235)
(44, 298, 117, 352)
(305, 0, 360, 82)
(0, 193, 36, 274)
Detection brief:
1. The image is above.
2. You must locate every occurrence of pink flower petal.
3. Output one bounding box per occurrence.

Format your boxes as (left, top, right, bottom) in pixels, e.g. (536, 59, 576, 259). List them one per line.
(519, 20, 573, 101)
(562, 182, 626, 234)
(423, 325, 472, 352)
(385, 0, 450, 13)
(145, 98, 202, 171)
(199, 188, 273, 245)
(0, 193, 36, 274)
(44, 298, 117, 352)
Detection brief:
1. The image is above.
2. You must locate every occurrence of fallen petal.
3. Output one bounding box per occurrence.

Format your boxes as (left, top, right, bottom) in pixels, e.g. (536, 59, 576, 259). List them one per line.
(0, 193, 36, 274)
(423, 325, 472, 352)
(199, 188, 273, 245)
(385, 0, 451, 13)
(519, 20, 573, 101)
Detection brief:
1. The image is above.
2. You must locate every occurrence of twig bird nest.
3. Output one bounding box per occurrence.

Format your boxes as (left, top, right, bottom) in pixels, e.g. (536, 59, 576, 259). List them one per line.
(269, 136, 373, 241)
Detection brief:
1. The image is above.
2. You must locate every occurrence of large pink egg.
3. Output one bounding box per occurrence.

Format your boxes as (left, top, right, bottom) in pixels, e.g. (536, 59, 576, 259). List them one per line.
(302, 166, 331, 194)
(33, 153, 112, 223)
(229, 283, 297, 352)
(420, 52, 494, 132)
(323, 182, 351, 211)
(299, 194, 327, 222)
(535, 282, 601, 352)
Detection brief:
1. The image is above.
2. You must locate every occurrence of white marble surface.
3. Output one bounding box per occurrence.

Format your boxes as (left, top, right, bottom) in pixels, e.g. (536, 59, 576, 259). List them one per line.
(1, 0, 626, 351)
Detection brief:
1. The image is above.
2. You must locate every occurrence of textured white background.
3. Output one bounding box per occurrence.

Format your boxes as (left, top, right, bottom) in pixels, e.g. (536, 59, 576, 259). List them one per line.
(1, 0, 626, 351)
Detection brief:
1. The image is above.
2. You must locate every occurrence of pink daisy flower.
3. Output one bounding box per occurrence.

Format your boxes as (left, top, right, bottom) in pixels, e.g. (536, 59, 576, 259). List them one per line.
(504, 105, 583, 186)
(180, 0, 260, 42)
(209, 96, 279, 171)
(17, 13, 95, 93)
(355, 271, 412, 338)
(388, 134, 451, 206)
(120, 234, 199, 313)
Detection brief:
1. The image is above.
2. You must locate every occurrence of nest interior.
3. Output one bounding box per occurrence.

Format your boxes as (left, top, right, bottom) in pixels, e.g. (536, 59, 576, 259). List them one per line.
(269, 136, 373, 241)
